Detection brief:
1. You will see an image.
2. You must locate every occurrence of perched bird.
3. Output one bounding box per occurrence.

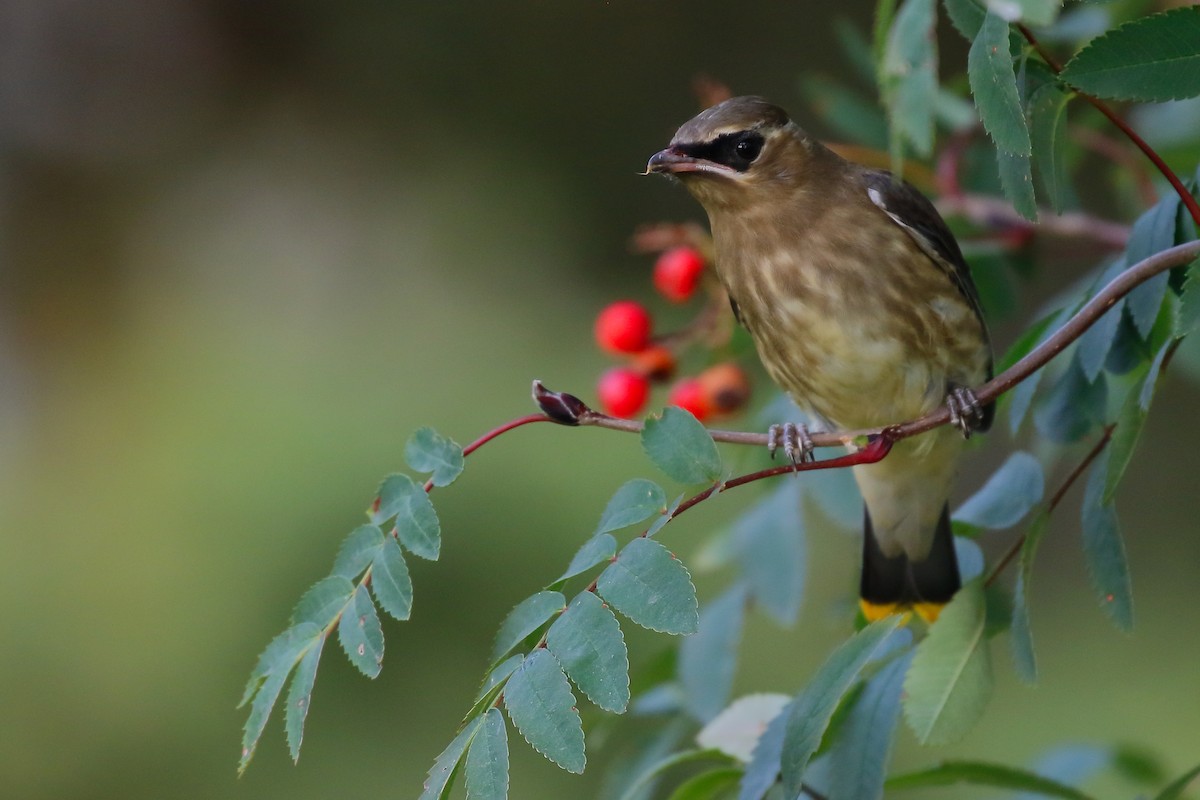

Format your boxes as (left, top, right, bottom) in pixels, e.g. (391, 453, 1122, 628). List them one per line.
(647, 96, 993, 622)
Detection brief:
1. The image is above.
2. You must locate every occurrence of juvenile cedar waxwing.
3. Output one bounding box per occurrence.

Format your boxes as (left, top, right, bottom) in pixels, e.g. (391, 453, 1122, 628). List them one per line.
(647, 96, 993, 622)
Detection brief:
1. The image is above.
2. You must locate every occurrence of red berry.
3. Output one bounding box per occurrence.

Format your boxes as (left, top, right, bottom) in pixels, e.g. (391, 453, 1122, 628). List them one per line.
(699, 362, 751, 415)
(667, 377, 711, 421)
(595, 301, 653, 354)
(632, 345, 677, 383)
(597, 367, 650, 418)
(653, 246, 706, 303)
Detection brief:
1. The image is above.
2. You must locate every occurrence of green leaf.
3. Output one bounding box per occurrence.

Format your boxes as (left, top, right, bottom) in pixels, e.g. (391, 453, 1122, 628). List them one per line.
(800, 75, 889, 149)
(476, 654, 524, 702)
(596, 479, 667, 534)
(903, 581, 993, 745)
(666, 768, 743, 800)
(491, 591, 565, 662)
(465, 708, 509, 800)
(1080, 451, 1134, 631)
(557, 533, 618, 583)
(679, 585, 747, 721)
(291, 575, 355, 628)
(882, 0, 938, 158)
(1033, 356, 1108, 443)
(997, 147, 1038, 221)
(1177, 257, 1200, 338)
(597, 537, 699, 635)
(647, 494, 683, 537)
(240, 622, 322, 772)
(953, 451, 1044, 530)
(1028, 82, 1072, 214)
(969, 11, 1032, 156)
(1104, 367, 1152, 505)
(371, 535, 413, 621)
(734, 482, 806, 626)
(405, 426, 465, 487)
(986, 0, 1059, 27)
(332, 524, 385, 579)
(545, 591, 630, 713)
(780, 618, 903, 796)
(1077, 261, 1127, 383)
(618, 749, 735, 800)
(419, 715, 484, 800)
(379, 473, 441, 560)
(1009, 559, 1034, 683)
(641, 407, 723, 484)
(337, 583, 384, 678)
(942, 0, 985, 40)
(1060, 7, 1200, 103)
(826, 647, 914, 800)
(886, 760, 1097, 798)
(1126, 194, 1181, 338)
(740, 699, 790, 800)
(284, 637, 324, 762)
(1153, 762, 1200, 800)
(696, 693, 791, 763)
(503, 648, 586, 774)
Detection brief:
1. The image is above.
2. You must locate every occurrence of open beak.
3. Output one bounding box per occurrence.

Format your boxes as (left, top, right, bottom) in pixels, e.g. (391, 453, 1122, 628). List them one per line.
(645, 147, 732, 177)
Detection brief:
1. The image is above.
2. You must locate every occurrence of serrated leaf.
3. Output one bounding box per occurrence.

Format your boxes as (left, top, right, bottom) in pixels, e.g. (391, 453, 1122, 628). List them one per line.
(1028, 82, 1072, 214)
(240, 622, 322, 772)
(503, 649, 586, 774)
(1077, 262, 1127, 383)
(337, 583, 384, 678)
(371, 536, 413, 621)
(419, 716, 484, 800)
(1177, 257, 1200, 338)
(1106, 307, 1153, 375)
(546, 591, 630, 713)
(647, 494, 683, 537)
(597, 538, 699, 635)
(405, 426, 465, 487)
(954, 451, 1044, 530)
(697, 693, 791, 764)
(1126, 195, 1181, 338)
(596, 479, 667, 534)
(886, 760, 1096, 798)
(667, 768, 743, 800)
(970, 11, 1032, 156)
(332, 524, 385, 579)
(1060, 7, 1200, 103)
(465, 708, 509, 800)
(825, 647, 913, 800)
(903, 581, 993, 745)
(1081, 450, 1134, 631)
(1033, 356, 1107, 443)
(492, 591, 565, 662)
(882, 0, 938, 158)
(734, 482, 806, 626)
(780, 618, 903, 796)
(378, 473, 441, 560)
(943, 0, 985, 39)
(1103, 368, 1151, 506)
(1010, 565, 1036, 684)
(285, 637, 324, 762)
(558, 533, 618, 583)
(291, 575, 355, 628)
(1153, 762, 1200, 800)
(641, 407, 722, 484)
(679, 585, 747, 722)
(997, 147, 1038, 221)
(477, 654, 524, 702)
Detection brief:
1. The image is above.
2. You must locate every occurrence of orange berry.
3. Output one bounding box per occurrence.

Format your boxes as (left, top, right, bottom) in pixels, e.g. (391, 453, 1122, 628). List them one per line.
(594, 300, 653, 354)
(653, 246, 706, 303)
(698, 362, 751, 415)
(597, 367, 650, 418)
(667, 377, 711, 421)
(632, 346, 677, 382)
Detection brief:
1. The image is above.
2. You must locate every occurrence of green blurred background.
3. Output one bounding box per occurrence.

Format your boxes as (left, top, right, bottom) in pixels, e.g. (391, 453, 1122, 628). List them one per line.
(1, 2, 1197, 798)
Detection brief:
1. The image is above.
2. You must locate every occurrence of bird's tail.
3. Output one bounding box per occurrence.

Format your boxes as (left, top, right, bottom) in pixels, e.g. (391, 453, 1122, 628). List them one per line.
(859, 503, 961, 623)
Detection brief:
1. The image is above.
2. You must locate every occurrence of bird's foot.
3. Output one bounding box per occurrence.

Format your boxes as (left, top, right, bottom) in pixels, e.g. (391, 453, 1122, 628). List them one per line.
(767, 422, 815, 465)
(945, 386, 985, 438)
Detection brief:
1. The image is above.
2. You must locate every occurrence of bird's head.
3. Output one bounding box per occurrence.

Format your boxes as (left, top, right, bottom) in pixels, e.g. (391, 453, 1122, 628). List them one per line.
(646, 96, 826, 211)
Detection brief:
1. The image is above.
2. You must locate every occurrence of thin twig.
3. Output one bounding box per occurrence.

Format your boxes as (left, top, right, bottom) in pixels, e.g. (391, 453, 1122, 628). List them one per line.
(936, 194, 1129, 249)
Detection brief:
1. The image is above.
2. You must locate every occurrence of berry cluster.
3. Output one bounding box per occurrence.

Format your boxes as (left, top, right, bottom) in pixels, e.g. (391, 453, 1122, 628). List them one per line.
(592, 242, 751, 421)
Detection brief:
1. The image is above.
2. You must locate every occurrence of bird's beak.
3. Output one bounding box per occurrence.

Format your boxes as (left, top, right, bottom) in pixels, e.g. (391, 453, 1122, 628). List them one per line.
(645, 147, 733, 177)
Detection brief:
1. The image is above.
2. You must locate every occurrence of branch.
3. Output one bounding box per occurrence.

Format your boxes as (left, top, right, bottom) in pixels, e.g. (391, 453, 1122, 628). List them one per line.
(936, 193, 1129, 249)
(1015, 23, 1200, 229)
(546, 240, 1200, 450)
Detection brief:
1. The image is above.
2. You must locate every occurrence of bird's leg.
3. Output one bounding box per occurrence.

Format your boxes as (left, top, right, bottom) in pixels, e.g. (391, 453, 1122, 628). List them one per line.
(945, 385, 985, 438)
(767, 422, 815, 465)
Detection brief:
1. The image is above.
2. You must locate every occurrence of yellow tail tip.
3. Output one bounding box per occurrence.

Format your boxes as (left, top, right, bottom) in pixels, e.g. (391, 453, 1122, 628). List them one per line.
(859, 599, 947, 624)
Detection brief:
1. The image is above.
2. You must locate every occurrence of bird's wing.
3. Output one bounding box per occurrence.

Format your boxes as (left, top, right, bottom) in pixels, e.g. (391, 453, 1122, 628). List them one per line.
(860, 170, 990, 347)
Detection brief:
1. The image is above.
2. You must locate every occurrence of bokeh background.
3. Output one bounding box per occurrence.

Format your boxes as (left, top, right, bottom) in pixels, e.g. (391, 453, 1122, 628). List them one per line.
(2, 2, 1198, 798)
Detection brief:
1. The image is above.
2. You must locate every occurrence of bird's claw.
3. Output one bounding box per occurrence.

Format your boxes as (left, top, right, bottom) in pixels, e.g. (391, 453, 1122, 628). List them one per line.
(767, 422, 815, 465)
(945, 386, 985, 438)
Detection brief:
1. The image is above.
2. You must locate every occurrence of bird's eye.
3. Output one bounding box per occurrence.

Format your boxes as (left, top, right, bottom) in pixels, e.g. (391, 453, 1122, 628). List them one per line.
(734, 133, 764, 163)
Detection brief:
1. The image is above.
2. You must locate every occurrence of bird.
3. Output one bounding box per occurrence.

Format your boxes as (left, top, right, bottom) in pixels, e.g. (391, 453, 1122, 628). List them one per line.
(646, 96, 993, 623)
